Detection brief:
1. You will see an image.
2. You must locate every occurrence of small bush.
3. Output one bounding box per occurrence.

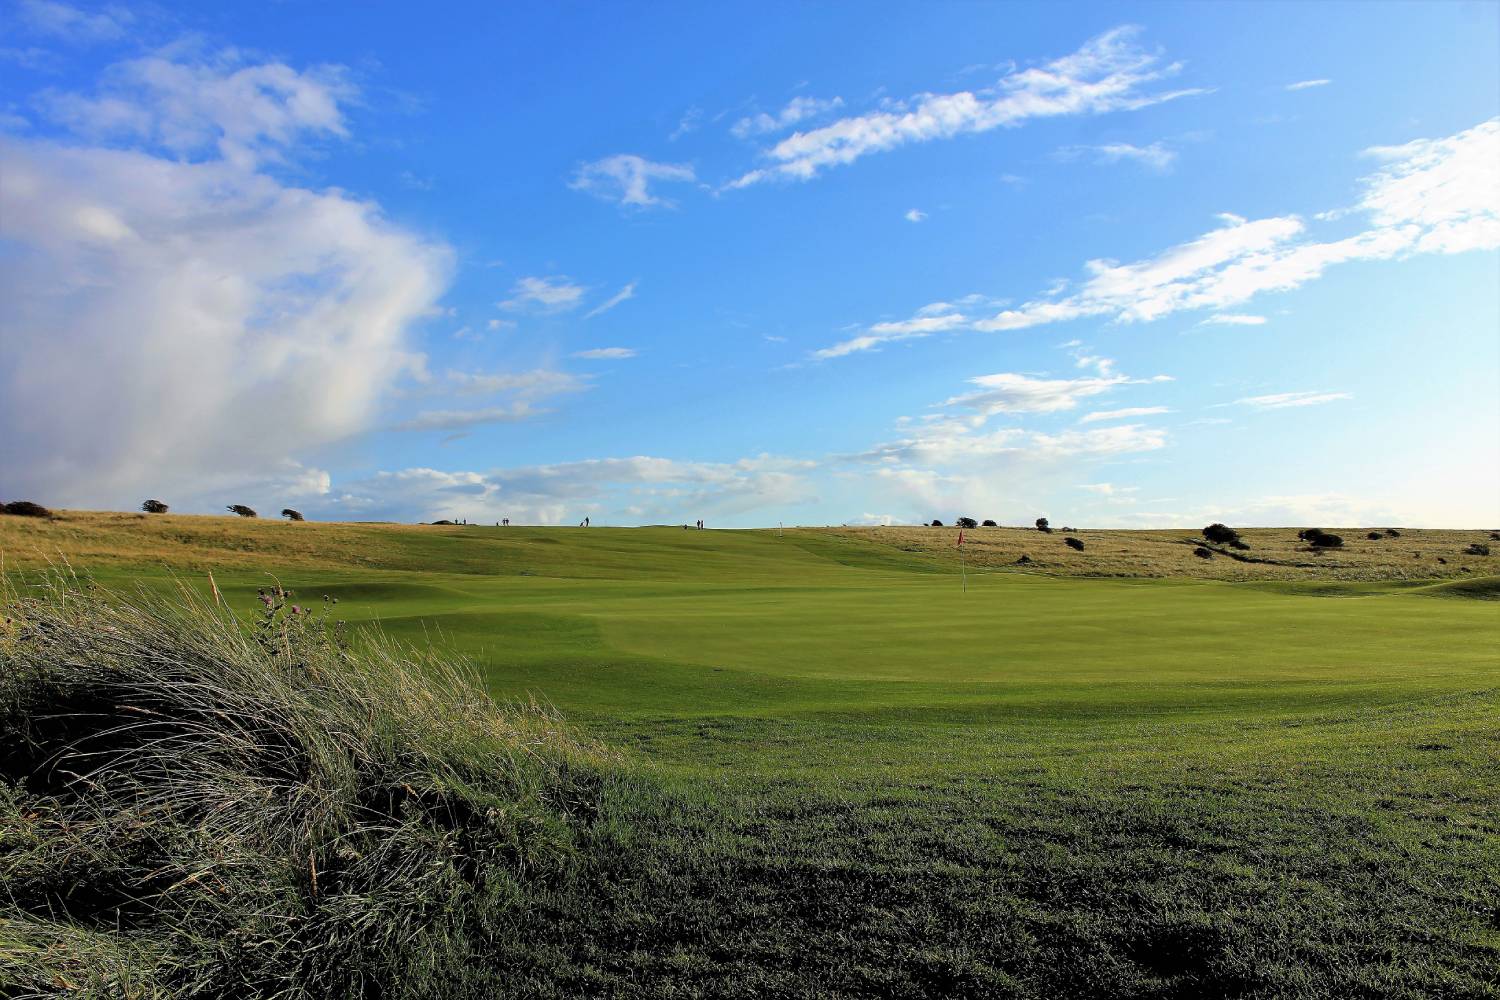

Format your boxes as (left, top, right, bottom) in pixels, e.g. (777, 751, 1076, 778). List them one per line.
(1298, 528, 1343, 548)
(1035, 518, 1051, 533)
(1464, 542, 1490, 556)
(956, 517, 978, 529)
(2, 500, 52, 518)
(1230, 539, 1251, 550)
(141, 499, 170, 514)
(930, 519, 943, 527)
(1193, 546, 1213, 560)
(1203, 523, 1239, 545)
(1015, 554, 1032, 564)
(1367, 532, 1383, 541)
(1385, 528, 1401, 538)
(281, 508, 305, 522)
(981, 519, 997, 527)
(1059, 527, 1077, 533)
(1489, 531, 1500, 541)
(1064, 537, 1085, 551)
(227, 504, 258, 518)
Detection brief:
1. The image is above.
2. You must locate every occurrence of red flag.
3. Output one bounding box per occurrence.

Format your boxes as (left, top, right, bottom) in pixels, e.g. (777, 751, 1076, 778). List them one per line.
(956, 530, 964, 547)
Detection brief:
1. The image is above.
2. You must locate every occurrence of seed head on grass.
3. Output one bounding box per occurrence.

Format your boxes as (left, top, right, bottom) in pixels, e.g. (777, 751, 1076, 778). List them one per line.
(0, 572, 609, 999)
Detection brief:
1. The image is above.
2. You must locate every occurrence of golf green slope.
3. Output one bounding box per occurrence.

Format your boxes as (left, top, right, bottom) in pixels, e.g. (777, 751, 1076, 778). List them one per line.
(4, 517, 1498, 998)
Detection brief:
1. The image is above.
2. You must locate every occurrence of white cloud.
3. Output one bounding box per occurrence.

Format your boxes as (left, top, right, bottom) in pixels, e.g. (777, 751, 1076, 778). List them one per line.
(1359, 119, 1500, 254)
(1200, 313, 1266, 326)
(1079, 406, 1171, 423)
(945, 372, 1130, 416)
(1078, 482, 1139, 496)
(584, 281, 637, 319)
(1233, 390, 1352, 410)
(1285, 79, 1331, 91)
(1093, 141, 1177, 170)
(37, 50, 355, 169)
(731, 95, 844, 139)
(445, 369, 585, 396)
(499, 275, 586, 312)
(395, 403, 541, 432)
(486, 318, 516, 332)
(334, 454, 815, 525)
(573, 347, 637, 360)
(0, 49, 450, 511)
(812, 118, 1499, 358)
(1058, 140, 1177, 171)
(17, 0, 129, 43)
(569, 153, 695, 208)
(669, 106, 702, 142)
(727, 27, 1206, 187)
(904, 208, 927, 223)
(812, 309, 967, 358)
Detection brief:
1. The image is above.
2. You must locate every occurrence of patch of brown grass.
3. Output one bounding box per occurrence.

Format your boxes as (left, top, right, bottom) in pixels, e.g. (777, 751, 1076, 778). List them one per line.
(791, 525, 1494, 582)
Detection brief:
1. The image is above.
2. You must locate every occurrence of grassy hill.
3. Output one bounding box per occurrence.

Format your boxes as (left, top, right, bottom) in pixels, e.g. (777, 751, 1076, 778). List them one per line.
(2, 511, 1498, 997)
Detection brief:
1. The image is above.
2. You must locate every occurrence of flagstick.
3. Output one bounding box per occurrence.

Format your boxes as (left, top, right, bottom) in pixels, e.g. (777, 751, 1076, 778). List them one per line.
(961, 545, 967, 593)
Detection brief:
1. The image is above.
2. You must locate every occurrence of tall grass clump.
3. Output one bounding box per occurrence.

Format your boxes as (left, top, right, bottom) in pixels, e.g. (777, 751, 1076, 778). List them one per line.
(0, 574, 608, 999)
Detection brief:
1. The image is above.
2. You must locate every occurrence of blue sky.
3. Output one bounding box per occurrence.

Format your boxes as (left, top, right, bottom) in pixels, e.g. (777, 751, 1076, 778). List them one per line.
(2, 1, 1497, 527)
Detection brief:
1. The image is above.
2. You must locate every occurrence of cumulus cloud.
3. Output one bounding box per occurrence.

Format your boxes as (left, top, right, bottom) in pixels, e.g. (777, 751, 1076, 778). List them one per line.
(499, 275, 586, 312)
(730, 95, 844, 139)
(811, 118, 1499, 357)
(0, 50, 450, 511)
(569, 153, 696, 208)
(904, 208, 927, 223)
(727, 27, 1205, 188)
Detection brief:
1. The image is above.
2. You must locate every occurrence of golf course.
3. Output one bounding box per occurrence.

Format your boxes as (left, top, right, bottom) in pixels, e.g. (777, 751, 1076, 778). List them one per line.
(3, 512, 1498, 998)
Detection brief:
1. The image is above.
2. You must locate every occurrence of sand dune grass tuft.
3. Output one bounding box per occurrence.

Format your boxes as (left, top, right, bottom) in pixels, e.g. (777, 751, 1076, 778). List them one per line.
(0, 574, 608, 999)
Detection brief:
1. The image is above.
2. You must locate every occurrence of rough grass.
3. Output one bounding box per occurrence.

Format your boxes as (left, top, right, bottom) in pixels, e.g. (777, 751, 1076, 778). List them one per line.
(789, 524, 1498, 581)
(2, 511, 1496, 582)
(0, 575, 608, 999)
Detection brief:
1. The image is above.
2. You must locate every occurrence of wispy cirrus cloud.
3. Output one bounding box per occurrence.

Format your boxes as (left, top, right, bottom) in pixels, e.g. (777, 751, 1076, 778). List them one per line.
(1285, 79, 1331, 91)
(1233, 390, 1352, 410)
(573, 347, 636, 360)
(17, 0, 130, 43)
(811, 117, 1500, 358)
(395, 403, 541, 432)
(1200, 313, 1266, 326)
(1057, 140, 1177, 171)
(584, 281, 636, 318)
(731, 95, 844, 139)
(726, 27, 1207, 188)
(1079, 406, 1171, 424)
(569, 153, 695, 208)
(945, 370, 1170, 418)
(499, 275, 586, 312)
(904, 208, 927, 223)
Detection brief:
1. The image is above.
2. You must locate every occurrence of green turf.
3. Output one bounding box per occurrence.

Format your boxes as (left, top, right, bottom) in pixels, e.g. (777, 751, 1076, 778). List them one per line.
(31, 525, 1500, 996)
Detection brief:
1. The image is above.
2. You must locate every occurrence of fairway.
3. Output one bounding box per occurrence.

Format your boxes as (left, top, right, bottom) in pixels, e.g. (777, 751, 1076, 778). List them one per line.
(4, 515, 1498, 997)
